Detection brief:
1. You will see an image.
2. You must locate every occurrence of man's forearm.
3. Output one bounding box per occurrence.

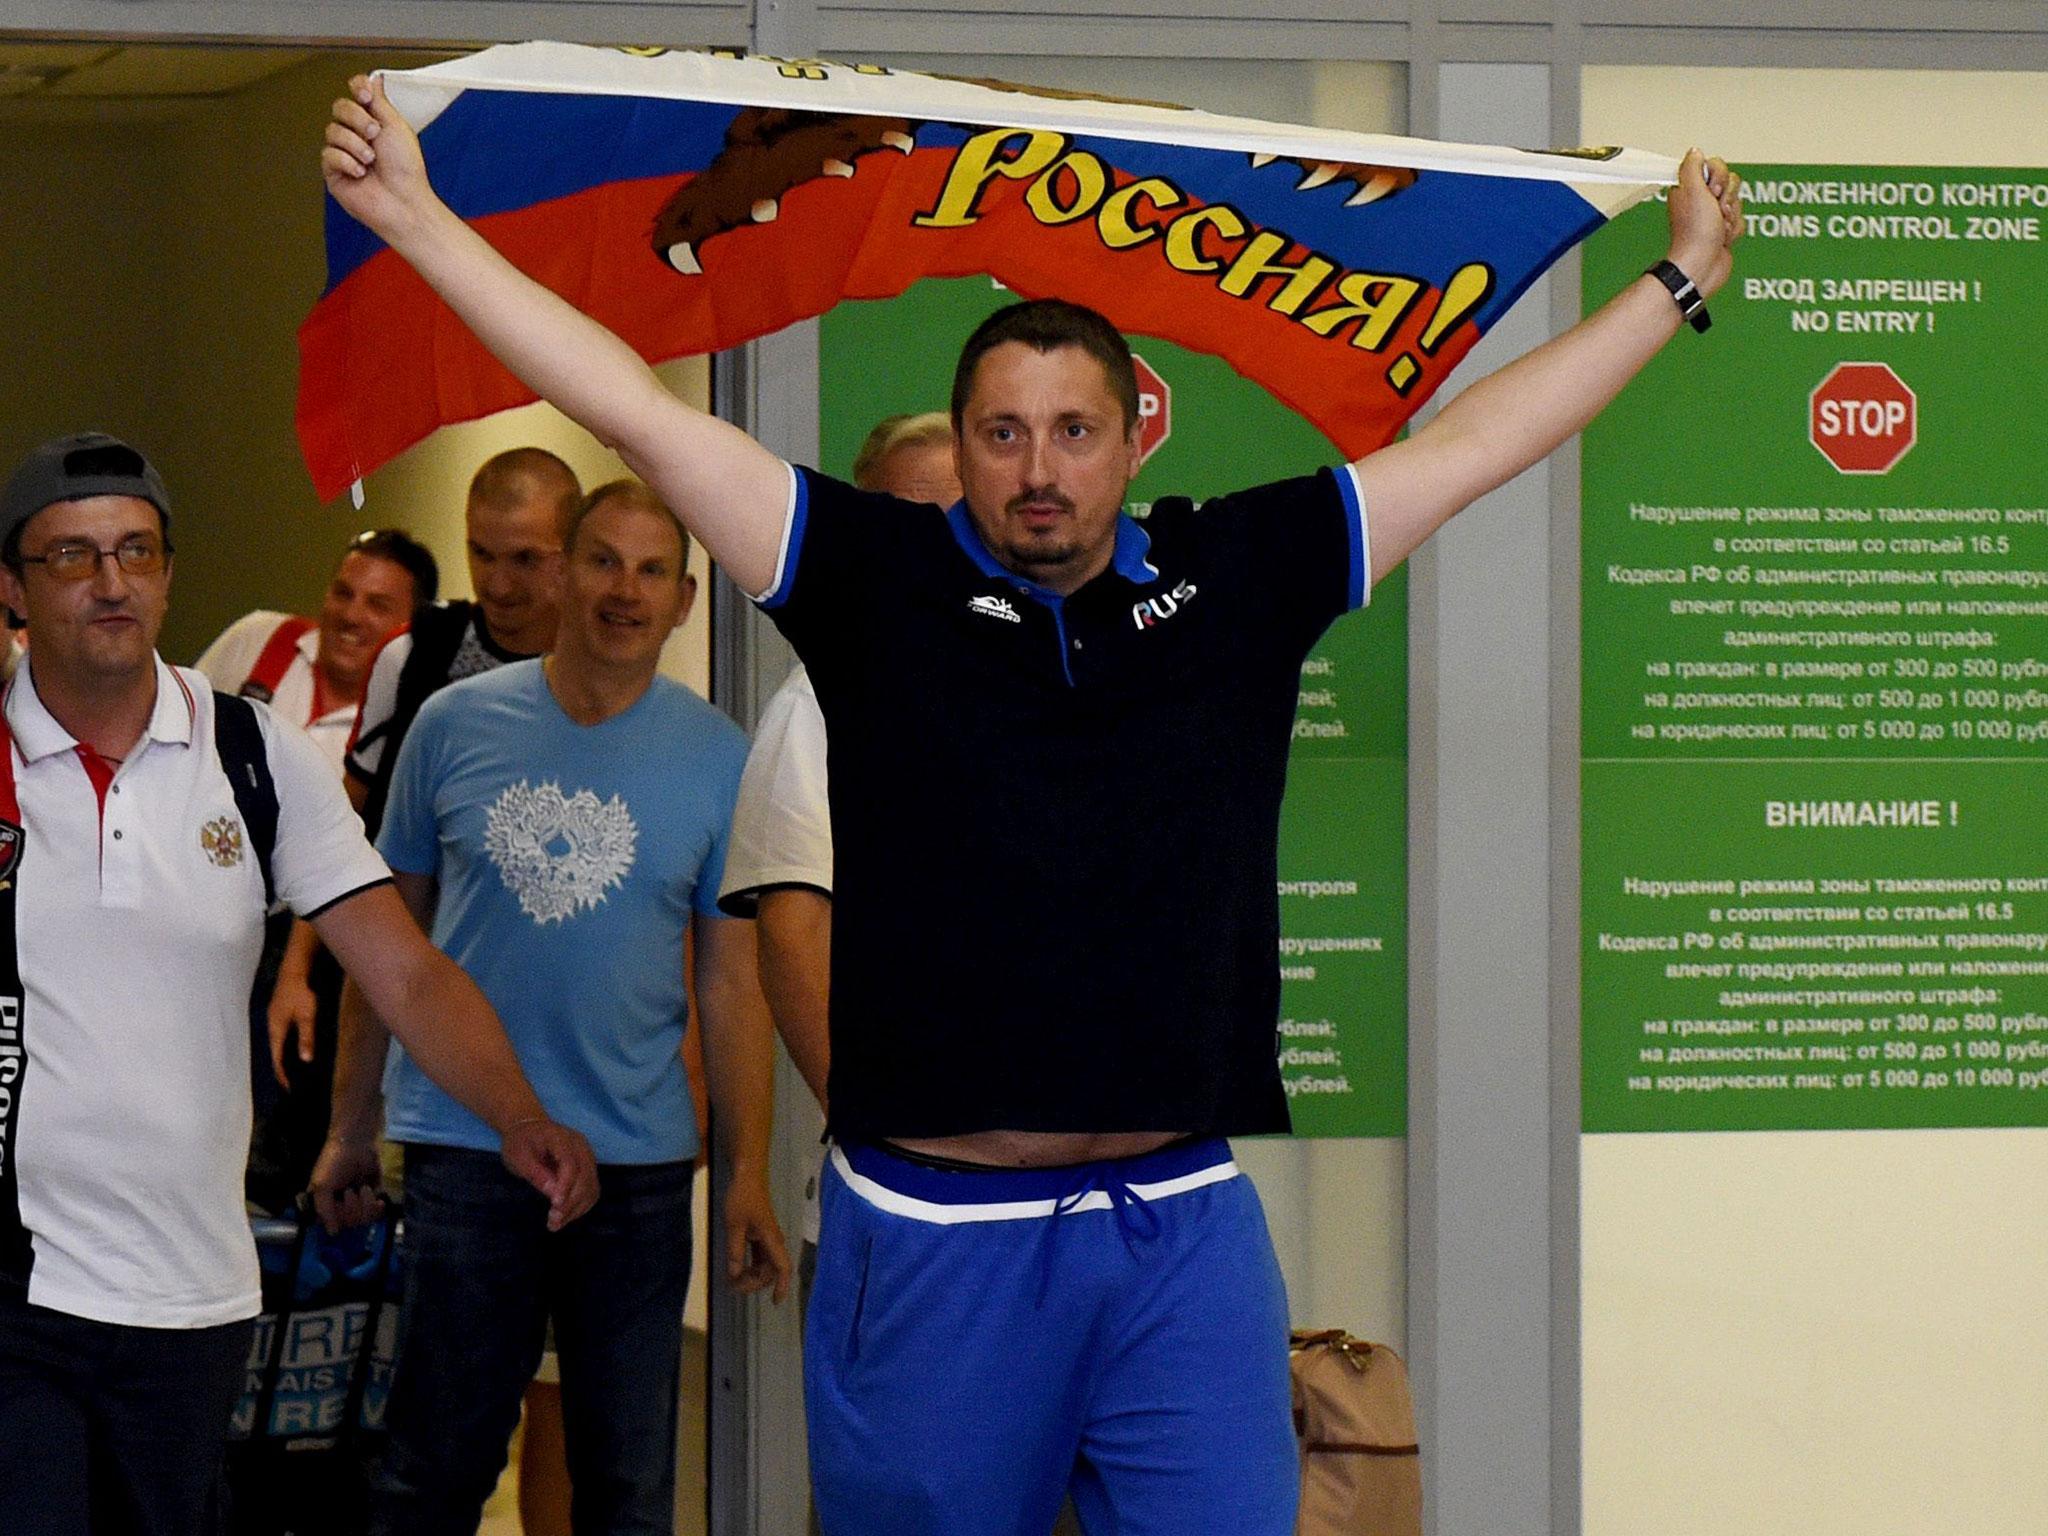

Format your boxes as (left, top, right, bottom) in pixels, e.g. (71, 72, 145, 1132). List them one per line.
(329, 976, 391, 1144)
(1358, 150, 1742, 581)
(316, 884, 548, 1139)
(1416, 275, 1681, 506)
(757, 889, 831, 1110)
(699, 958, 778, 1175)
(278, 915, 322, 985)
(698, 919, 793, 1297)
(375, 949, 549, 1137)
(336, 958, 544, 1146)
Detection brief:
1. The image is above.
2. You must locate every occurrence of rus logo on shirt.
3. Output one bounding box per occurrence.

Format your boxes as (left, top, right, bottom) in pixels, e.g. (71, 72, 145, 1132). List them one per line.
(200, 816, 245, 869)
(0, 821, 20, 884)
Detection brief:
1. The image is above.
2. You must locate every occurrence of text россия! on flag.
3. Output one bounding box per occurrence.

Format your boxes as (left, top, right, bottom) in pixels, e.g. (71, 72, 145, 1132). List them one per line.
(296, 42, 1677, 499)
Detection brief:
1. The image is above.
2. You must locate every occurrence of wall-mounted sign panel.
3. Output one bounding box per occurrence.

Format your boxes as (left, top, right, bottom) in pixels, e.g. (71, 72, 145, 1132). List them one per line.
(1582, 165, 2048, 1132)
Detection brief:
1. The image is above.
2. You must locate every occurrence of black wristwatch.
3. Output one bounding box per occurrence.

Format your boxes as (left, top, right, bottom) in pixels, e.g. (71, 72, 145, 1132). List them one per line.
(1646, 258, 1711, 333)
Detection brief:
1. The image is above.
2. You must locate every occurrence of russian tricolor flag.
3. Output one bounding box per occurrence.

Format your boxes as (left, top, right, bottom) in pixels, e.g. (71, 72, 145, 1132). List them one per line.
(297, 42, 1674, 500)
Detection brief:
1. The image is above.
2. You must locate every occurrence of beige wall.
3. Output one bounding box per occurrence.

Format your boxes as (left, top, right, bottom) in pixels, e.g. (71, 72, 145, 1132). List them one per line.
(152, 54, 397, 663)
(0, 53, 417, 662)
(1579, 66, 2048, 1536)
(1584, 67, 2048, 167)
(0, 122, 173, 523)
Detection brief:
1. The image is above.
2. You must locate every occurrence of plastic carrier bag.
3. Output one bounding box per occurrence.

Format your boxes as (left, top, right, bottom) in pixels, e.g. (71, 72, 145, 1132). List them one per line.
(1290, 1329, 1422, 1536)
(227, 1205, 403, 1536)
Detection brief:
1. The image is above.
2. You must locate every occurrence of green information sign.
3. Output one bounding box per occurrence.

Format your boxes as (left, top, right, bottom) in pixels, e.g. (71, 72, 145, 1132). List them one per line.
(1582, 166, 2048, 1132)
(821, 278, 1408, 1135)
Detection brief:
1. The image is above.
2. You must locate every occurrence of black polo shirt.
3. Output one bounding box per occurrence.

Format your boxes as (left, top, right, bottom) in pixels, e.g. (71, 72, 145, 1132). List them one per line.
(759, 461, 1369, 1140)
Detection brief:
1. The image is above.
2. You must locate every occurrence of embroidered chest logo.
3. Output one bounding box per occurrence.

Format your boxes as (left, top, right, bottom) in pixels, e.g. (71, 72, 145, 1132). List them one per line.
(967, 594, 1023, 624)
(1132, 579, 1200, 630)
(484, 779, 638, 926)
(0, 821, 21, 885)
(200, 816, 245, 869)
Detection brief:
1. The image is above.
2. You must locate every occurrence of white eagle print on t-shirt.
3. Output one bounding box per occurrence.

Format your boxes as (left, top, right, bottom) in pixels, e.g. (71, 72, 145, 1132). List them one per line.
(483, 779, 638, 925)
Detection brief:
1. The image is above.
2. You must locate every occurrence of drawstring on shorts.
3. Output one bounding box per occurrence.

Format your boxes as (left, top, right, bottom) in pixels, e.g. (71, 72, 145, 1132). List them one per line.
(1036, 1163, 1165, 1307)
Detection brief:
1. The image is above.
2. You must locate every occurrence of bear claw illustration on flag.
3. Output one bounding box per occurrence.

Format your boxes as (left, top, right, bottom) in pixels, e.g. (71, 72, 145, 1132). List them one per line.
(652, 109, 919, 275)
(296, 42, 1676, 501)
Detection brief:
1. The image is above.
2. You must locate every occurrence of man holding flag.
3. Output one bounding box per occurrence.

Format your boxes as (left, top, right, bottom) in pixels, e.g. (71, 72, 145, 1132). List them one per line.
(322, 73, 1739, 1534)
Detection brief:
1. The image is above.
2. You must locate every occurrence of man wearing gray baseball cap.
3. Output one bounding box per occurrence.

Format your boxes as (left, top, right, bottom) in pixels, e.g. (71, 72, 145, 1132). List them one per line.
(0, 432, 600, 1536)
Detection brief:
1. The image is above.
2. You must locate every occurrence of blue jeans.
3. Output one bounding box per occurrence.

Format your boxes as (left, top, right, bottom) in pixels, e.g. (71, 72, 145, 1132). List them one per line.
(368, 1146, 694, 1536)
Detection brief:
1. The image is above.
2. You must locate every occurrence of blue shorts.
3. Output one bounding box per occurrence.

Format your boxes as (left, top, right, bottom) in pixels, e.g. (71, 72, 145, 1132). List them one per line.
(805, 1138, 1298, 1536)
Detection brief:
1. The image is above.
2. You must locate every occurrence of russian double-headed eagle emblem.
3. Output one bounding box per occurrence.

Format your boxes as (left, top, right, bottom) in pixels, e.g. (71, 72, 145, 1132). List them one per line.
(200, 816, 245, 869)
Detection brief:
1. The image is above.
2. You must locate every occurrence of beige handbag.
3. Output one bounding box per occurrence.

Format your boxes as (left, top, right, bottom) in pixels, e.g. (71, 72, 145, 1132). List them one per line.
(1290, 1330, 1422, 1536)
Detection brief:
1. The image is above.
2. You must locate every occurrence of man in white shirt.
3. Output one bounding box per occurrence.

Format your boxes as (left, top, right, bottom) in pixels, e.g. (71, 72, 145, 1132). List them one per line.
(197, 529, 439, 1210)
(0, 433, 597, 1536)
(196, 528, 438, 777)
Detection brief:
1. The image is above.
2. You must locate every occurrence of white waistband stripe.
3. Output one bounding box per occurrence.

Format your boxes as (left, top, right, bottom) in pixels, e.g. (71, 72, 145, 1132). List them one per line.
(829, 1146, 1239, 1225)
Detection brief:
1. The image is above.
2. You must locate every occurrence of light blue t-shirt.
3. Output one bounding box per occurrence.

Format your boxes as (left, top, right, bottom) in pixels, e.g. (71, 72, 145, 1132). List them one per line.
(377, 660, 748, 1163)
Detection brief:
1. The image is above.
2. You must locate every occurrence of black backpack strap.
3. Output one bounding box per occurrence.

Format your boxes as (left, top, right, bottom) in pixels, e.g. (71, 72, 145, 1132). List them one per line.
(213, 691, 280, 909)
(360, 602, 472, 840)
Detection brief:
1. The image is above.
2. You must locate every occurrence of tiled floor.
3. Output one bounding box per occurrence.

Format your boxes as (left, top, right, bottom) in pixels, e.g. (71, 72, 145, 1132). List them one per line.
(476, 1329, 709, 1536)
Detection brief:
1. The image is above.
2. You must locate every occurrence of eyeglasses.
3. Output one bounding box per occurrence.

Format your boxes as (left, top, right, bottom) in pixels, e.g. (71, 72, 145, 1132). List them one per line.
(18, 535, 172, 581)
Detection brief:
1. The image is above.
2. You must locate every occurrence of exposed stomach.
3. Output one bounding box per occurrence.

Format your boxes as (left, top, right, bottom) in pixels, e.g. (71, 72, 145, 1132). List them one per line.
(887, 1128, 1188, 1168)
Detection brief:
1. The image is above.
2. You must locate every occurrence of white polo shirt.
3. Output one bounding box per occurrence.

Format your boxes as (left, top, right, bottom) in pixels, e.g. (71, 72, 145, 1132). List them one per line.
(1, 655, 389, 1327)
(196, 609, 355, 776)
(717, 665, 832, 915)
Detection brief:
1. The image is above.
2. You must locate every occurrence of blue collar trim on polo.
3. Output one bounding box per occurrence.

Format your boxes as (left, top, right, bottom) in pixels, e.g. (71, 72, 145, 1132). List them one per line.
(945, 501, 1161, 600)
(1111, 515, 1162, 583)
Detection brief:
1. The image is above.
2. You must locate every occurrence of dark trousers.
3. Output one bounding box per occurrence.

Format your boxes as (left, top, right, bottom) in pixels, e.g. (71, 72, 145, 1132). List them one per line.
(246, 945, 344, 1215)
(367, 1145, 694, 1536)
(0, 1283, 253, 1536)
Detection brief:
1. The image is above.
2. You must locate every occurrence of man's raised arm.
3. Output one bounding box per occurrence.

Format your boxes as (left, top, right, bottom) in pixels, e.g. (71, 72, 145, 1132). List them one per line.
(1357, 148, 1744, 583)
(322, 75, 790, 596)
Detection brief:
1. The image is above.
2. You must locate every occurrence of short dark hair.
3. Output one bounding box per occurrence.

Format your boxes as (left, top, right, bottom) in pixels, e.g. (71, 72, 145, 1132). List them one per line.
(341, 528, 439, 611)
(567, 479, 693, 577)
(950, 300, 1140, 434)
(466, 447, 581, 539)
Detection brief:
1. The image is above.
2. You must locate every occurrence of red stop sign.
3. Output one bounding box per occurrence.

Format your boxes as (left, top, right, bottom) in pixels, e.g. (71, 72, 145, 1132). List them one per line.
(1810, 362, 1916, 475)
(1131, 354, 1171, 466)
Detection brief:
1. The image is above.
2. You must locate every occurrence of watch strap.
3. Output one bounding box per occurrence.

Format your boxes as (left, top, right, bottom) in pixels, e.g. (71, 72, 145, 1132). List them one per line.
(1646, 258, 1712, 333)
